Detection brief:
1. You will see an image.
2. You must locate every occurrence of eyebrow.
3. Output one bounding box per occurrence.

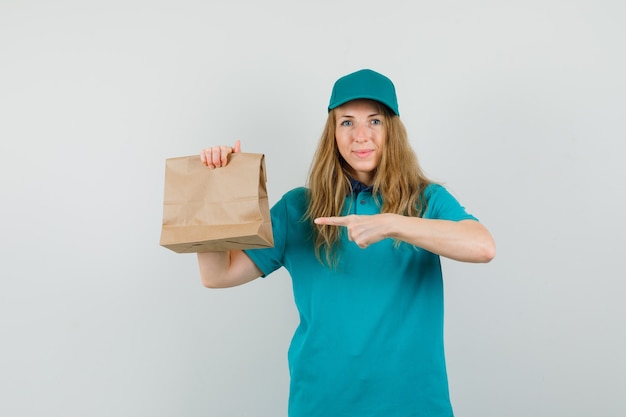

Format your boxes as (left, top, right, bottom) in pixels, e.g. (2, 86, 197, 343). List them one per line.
(337, 112, 381, 118)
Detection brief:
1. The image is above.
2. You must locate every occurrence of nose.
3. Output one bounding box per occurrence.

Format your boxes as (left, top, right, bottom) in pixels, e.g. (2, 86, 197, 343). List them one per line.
(354, 122, 368, 142)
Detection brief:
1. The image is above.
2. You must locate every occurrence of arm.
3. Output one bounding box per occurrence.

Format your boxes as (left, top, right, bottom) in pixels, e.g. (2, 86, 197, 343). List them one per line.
(314, 214, 495, 263)
(197, 250, 263, 288)
(197, 140, 265, 288)
(388, 216, 495, 263)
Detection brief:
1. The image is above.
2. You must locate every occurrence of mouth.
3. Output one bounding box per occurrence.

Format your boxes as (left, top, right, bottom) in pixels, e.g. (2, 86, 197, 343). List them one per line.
(353, 149, 374, 159)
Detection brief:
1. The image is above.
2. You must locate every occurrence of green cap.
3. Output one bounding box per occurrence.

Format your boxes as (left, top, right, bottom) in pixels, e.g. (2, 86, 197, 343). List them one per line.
(328, 69, 399, 116)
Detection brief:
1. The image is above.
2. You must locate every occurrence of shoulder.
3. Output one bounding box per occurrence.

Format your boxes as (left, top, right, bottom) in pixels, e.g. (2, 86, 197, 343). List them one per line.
(273, 187, 310, 214)
(423, 183, 478, 221)
(283, 186, 309, 200)
(268, 187, 311, 234)
(423, 183, 450, 202)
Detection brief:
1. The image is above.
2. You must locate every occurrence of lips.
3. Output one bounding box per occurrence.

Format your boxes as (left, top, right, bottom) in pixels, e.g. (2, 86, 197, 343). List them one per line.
(353, 149, 374, 159)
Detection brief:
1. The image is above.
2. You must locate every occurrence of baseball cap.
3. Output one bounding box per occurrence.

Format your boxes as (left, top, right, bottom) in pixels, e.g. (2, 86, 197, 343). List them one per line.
(328, 69, 399, 116)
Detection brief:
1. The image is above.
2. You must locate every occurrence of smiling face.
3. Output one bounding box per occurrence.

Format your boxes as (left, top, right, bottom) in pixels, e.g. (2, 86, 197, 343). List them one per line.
(333, 99, 387, 186)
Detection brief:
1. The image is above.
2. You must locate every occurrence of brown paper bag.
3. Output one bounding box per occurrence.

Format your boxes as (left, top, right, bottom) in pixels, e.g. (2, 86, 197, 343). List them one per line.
(159, 152, 273, 253)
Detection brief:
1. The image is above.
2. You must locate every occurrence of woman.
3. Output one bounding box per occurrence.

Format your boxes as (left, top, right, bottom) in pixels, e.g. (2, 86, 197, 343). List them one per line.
(198, 69, 495, 417)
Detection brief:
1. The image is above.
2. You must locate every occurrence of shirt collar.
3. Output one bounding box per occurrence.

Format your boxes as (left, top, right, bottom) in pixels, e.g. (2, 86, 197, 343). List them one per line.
(349, 177, 373, 194)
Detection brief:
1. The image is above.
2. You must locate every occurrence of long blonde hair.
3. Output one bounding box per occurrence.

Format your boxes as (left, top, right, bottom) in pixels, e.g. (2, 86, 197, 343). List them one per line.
(305, 101, 432, 266)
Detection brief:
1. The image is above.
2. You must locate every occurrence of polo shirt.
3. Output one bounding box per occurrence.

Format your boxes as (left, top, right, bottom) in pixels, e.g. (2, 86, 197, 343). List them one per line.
(244, 184, 477, 417)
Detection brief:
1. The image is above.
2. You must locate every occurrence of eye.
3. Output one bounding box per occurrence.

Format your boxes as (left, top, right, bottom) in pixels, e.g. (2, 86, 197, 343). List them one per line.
(340, 120, 353, 127)
(370, 119, 382, 126)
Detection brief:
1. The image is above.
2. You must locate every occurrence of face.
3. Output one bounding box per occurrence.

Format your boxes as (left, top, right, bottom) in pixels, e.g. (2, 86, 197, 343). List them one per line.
(334, 99, 386, 185)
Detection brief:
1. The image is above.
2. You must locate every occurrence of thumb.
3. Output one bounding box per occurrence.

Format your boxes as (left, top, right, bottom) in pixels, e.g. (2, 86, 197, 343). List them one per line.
(233, 140, 241, 153)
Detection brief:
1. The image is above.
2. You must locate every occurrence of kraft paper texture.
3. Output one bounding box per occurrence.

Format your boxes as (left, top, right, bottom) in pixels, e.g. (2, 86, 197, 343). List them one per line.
(160, 152, 274, 253)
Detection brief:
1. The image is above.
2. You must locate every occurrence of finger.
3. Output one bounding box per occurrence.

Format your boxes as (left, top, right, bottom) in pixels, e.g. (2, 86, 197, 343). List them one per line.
(220, 145, 232, 167)
(314, 216, 349, 226)
(211, 147, 221, 168)
(233, 140, 241, 153)
(202, 148, 216, 168)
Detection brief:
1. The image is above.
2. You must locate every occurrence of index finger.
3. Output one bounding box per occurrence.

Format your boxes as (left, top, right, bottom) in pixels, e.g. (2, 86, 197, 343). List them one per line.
(314, 216, 349, 226)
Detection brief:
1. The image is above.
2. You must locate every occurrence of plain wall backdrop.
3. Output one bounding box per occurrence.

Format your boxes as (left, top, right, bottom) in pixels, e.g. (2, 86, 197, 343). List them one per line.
(1, 0, 624, 416)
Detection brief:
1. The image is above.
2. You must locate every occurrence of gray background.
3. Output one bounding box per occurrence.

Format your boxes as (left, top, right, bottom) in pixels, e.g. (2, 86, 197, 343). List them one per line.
(1, 0, 624, 416)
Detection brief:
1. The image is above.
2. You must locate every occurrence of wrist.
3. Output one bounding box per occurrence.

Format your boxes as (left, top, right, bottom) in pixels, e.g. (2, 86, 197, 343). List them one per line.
(384, 213, 403, 239)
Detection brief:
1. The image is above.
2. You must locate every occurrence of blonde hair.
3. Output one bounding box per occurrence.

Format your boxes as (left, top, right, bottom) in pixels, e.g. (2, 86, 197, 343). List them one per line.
(305, 101, 432, 266)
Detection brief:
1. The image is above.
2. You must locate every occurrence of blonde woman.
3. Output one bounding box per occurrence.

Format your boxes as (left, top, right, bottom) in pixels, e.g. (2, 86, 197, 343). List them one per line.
(198, 69, 495, 417)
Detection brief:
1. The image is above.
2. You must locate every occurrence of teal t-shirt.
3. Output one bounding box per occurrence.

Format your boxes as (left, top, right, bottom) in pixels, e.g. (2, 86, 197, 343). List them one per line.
(244, 184, 477, 417)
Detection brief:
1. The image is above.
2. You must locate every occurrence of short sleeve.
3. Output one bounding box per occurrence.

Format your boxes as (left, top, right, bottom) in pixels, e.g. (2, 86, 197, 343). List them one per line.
(423, 184, 479, 222)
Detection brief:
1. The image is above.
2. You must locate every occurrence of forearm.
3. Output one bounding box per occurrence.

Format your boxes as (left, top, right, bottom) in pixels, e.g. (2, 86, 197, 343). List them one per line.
(387, 215, 496, 263)
(197, 251, 230, 287)
(197, 250, 262, 288)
